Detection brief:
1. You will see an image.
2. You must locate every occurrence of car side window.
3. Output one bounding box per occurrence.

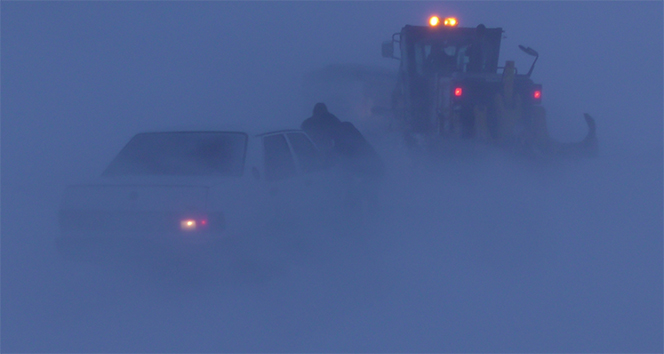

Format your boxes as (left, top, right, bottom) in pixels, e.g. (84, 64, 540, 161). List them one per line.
(263, 134, 297, 181)
(287, 133, 325, 173)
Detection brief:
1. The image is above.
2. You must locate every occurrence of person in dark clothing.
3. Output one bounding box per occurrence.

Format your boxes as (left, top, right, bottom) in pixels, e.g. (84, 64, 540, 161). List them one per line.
(301, 103, 386, 220)
(301, 102, 342, 153)
(301, 102, 385, 179)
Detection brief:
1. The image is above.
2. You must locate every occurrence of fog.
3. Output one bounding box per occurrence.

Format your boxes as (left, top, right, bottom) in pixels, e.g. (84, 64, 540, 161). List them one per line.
(2, 2, 662, 352)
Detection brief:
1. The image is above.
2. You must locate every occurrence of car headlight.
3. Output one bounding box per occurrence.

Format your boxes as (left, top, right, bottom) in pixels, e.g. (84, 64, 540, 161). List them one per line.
(180, 219, 197, 231)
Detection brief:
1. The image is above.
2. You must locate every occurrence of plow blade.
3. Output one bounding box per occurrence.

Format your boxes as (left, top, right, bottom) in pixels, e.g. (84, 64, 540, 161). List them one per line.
(526, 109, 598, 158)
(491, 97, 597, 158)
(546, 113, 598, 157)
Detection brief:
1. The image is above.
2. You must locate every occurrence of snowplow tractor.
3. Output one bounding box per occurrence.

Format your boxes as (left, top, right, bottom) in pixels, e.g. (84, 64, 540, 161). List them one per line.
(382, 18, 597, 157)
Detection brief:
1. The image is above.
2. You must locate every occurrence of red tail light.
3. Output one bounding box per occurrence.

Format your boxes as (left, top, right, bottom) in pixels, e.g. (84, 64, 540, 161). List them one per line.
(454, 87, 463, 97)
(533, 90, 541, 99)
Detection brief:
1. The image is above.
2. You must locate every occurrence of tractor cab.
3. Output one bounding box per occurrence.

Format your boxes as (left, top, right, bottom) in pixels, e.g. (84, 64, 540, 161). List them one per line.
(397, 22, 503, 77)
(383, 17, 544, 143)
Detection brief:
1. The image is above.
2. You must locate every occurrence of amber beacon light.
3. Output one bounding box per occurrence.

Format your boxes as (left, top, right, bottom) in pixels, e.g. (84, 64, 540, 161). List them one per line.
(444, 17, 458, 26)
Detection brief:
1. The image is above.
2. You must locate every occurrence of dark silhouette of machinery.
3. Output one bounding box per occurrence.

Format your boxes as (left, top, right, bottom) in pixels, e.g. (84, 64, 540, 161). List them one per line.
(381, 16, 597, 156)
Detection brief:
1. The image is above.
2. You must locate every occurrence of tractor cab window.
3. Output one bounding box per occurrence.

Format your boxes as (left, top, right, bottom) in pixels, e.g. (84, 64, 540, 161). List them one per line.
(425, 43, 459, 75)
(415, 40, 462, 76)
(460, 40, 491, 73)
(409, 28, 501, 76)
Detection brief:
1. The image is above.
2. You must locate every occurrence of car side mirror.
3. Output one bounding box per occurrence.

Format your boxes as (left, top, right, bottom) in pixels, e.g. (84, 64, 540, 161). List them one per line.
(382, 41, 394, 58)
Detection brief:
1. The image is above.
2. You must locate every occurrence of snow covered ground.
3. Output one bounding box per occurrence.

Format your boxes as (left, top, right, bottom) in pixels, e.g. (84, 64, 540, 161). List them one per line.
(2, 142, 661, 352)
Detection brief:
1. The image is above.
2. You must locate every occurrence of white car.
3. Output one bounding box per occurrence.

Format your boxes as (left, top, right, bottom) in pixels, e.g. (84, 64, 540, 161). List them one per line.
(56, 128, 351, 263)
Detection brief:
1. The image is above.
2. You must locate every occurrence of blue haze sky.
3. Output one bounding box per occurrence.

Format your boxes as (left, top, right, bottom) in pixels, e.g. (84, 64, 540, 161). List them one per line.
(2, 1, 662, 352)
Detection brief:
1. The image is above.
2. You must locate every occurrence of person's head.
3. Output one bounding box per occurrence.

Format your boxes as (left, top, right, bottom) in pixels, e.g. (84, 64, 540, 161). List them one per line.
(313, 102, 328, 116)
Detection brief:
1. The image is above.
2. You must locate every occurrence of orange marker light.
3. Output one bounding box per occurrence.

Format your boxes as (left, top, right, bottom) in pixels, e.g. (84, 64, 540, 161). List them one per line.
(429, 16, 440, 27)
(454, 87, 463, 97)
(443, 17, 458, 26)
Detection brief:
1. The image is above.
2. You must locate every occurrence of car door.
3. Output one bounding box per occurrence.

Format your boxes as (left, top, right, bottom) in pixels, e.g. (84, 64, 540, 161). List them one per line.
(285, 131, 346, 224)
(262, 133, 308, 228)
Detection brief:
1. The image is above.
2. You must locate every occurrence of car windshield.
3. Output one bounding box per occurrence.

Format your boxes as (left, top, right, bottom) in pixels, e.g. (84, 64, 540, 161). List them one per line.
(103, 132, 247, 176)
